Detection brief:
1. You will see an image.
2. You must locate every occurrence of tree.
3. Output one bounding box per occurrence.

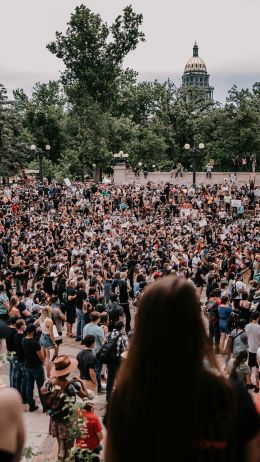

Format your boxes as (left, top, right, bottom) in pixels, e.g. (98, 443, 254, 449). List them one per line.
(0, 84, 30, 177)
(47, 4, 145, 110)
(13, 81, 66, 163)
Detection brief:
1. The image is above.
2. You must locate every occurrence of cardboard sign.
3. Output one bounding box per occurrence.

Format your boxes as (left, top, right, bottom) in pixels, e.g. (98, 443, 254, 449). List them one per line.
(64, 178, 72, 187)
(231, 200, 241, 208)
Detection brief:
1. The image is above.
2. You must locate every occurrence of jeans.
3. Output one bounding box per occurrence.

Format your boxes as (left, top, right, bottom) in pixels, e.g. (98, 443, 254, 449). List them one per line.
(25, 365, 45, 409)
(14, 361, 27, 403)
(14, 277, 22, 293)
(76, 308, 85, 340)
(7, 355, 16, 387)
(209, 323, 220, 352)
(104, 281, 111, 305)
(106, 361, 120, 402)
(95, 359, 103, 393)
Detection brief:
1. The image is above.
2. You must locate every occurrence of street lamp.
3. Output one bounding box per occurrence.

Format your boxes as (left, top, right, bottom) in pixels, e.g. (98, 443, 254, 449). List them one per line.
(30, 144, 51, 183)
(138, 162, 142, 168)
(184, 143, 205, 187)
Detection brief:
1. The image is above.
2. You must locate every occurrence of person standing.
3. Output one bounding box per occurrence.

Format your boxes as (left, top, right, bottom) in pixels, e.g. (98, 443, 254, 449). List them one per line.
(0, 282, 9, 322)
(22, 324, 46, 412)
(76, 280, 87, 342)
(34, 307, 56, 378)
(218, 295, 232, 353)
(13, 319, 27, 404)
(65, 280, 77, 337)
(83, 312, 104, 394)
(77, 334, 98, 393)
(5, 317, 18, 387)
(246, 312, 260, 393)
(106, 320, 128, 402)
(42, 355, 89, 462)
(118, 272, 131, 333)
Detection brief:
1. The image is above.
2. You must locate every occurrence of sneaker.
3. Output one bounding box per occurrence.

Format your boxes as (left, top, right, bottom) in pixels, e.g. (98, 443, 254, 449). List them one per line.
(29, 405, 39, 412)
(254, 387, 259, 393)
(75, 338, 81, 342)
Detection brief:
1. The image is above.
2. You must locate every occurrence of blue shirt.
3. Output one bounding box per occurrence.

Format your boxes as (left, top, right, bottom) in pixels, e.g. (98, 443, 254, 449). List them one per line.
(82, 323, 104, 353)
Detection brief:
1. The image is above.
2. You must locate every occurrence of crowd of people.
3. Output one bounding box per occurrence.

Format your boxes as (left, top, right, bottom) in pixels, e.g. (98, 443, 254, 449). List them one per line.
(1, 177, 260, 461)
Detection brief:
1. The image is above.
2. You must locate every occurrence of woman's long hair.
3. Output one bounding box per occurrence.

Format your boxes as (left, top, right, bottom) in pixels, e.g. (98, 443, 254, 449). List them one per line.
(106, 277, 236, 462)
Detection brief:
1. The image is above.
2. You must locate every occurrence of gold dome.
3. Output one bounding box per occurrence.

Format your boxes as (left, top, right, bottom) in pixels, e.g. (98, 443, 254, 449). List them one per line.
(184, 42, 207, 74)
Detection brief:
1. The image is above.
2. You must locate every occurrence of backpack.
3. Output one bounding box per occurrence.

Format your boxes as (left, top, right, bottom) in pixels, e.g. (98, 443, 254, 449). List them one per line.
(41, 380, 75, 420)
(106, 303, 122, 330)
(96, 333, 122, 365)
(206, 300, 219, 324)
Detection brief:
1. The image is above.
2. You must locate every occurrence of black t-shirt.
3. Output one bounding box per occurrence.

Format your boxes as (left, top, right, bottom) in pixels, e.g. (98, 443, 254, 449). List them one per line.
(18, 302, 27, 318)
(119, 279, 128, 303)
(22, 337, 42, 369)
(76, 349, 96, 381)
(4, 279, 13, 299)
(5, 327, 16, 353)
(77, 289, 87, 310)
(14, 332, 25, 362)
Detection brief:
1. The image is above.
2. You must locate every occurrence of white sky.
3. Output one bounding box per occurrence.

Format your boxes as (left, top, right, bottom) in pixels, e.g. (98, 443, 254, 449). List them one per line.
(0, 0, 259, 102)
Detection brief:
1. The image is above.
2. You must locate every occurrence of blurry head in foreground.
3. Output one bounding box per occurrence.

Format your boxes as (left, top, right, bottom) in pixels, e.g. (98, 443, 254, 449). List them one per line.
(105, 277, 259, 462)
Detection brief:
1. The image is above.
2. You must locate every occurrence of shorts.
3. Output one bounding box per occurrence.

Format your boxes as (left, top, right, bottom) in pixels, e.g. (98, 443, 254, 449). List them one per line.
(40, 333, 54, 349)
(248, 352, 258, 369)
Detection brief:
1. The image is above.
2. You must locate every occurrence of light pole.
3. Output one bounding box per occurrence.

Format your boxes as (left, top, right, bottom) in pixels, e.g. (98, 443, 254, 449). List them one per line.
(184, 143, 205, 187)
(30, 144, 51, 183)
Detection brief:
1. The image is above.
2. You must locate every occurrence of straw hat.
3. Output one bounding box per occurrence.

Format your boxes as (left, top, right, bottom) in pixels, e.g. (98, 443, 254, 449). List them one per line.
(50, 355, 78, 378)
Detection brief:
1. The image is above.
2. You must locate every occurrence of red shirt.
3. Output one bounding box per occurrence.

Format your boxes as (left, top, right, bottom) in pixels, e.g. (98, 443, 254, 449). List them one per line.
(76, 410, 102, 450)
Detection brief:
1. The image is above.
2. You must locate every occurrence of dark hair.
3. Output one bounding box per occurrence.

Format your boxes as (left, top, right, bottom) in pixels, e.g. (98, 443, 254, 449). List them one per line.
(251, 311, 260, 321)
(111, 293, 118, 303)
(8, 316, 19, 325)
(83, 334, 95, 347)
(16, 319, 25, 329)
(236, 318, 246, 329)
(221, 295, 229, 305)
(25, 323, 36, 334)
(90, 311, 100, 322)
(106, 277, 236, 462)
(114, 320, 124, 331)
(231, 350, 248, 377)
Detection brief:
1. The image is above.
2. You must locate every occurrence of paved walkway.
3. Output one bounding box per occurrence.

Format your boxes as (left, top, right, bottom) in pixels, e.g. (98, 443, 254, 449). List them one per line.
(0, 336, 106, 462)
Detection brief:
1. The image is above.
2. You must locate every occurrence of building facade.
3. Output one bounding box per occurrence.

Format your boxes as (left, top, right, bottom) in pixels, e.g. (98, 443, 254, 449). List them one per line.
(182, 42, 214, 100)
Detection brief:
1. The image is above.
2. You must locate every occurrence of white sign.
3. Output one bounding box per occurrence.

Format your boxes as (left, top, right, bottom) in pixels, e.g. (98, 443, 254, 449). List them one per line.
(180, 208, 191, 217)
(231, 199, 241, 208)
(64, 178, 72, 187)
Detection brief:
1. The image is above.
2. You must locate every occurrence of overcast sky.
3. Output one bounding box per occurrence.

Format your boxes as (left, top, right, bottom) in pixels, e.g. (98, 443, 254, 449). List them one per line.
(1, 0, 259, 102)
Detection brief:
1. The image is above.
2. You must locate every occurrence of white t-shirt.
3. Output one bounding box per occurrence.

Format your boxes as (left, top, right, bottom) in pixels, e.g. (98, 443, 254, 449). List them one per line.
(245, 323, 260, 353)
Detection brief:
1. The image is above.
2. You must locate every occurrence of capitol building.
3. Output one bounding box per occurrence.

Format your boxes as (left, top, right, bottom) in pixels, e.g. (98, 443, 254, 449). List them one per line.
(182, 42, 214, 100)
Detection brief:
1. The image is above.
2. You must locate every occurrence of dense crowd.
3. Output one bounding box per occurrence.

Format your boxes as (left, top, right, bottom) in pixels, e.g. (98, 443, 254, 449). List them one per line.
(1, 178, 260, 461)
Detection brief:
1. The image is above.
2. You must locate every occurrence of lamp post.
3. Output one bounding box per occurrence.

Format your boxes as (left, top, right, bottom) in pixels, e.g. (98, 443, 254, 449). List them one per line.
(30, 144, 51, 183)
(184, 143, 205, 187)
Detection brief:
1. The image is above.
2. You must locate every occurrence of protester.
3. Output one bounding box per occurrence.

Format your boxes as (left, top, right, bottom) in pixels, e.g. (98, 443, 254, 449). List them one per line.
(22, 323, 46, 412)
(41, 355, 88, 461)
(77, 334, 98, 393)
